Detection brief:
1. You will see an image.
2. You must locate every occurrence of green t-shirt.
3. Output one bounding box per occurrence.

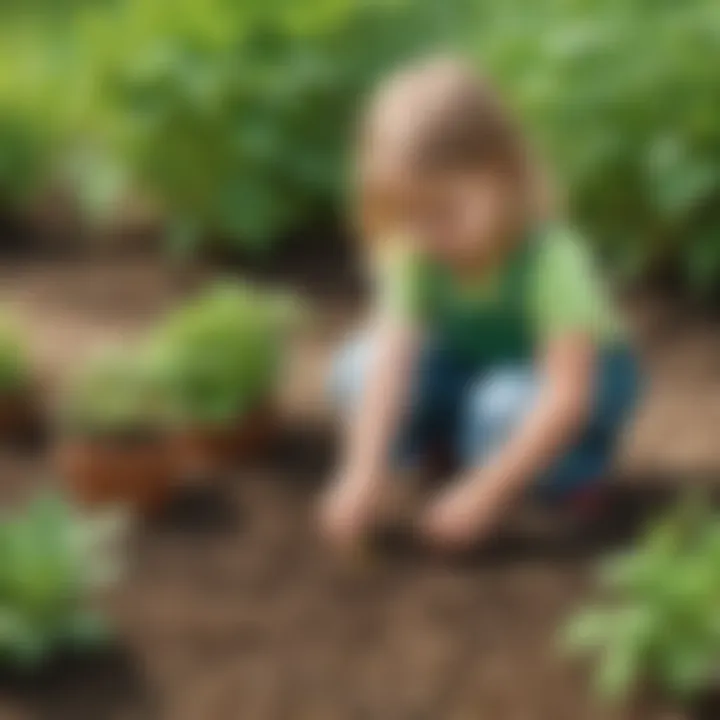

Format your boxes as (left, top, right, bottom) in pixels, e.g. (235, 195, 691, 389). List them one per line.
(374, 225, 624, 363)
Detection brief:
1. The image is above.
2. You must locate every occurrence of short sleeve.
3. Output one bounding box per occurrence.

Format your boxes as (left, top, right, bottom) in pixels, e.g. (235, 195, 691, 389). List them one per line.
(371, 241, 430, 322)
(532, 226, 624, 343)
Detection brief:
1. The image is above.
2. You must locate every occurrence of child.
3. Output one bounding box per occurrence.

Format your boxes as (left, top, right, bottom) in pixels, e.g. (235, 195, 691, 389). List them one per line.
(321, 57, 641, 551)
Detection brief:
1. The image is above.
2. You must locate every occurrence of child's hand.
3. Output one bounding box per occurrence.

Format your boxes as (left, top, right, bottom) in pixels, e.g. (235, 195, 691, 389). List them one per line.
(318, 473, 381, 551)
(420, 478, 495, 550)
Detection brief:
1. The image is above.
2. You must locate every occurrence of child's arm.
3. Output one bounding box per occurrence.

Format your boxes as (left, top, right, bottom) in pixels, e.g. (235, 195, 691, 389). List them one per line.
(320, 316, 421, 548)
(421, 331, 595, 549)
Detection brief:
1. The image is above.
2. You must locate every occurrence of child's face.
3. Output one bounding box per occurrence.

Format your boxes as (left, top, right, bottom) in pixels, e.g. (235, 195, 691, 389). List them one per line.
(399, 171, 514, 267)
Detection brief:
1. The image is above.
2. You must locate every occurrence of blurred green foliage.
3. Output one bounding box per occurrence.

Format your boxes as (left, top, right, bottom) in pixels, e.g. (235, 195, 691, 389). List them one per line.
(0, 0, 718, 292)
(148, 281, 296, 426)
(468, 0, 720, 293)
(55, 0, 453, 253)
(60, 282, 296, 433)
(564, 500, 720, 701)
(0, 494, 124, 668)
(60, 346, 172, 438)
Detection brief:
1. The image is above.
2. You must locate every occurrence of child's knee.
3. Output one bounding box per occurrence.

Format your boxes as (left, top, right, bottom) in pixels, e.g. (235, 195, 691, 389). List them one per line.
(328, 334, 373, 413)
(469, 369, 537, 430)
(463, 369, 538, 461)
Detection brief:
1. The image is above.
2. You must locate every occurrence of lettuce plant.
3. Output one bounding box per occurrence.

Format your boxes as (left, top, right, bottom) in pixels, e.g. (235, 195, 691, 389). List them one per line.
(59, 346, 170, 439)
(564, 501, 720, 702)
(0, 494, 127, 668)
(149, 282, 296, 426)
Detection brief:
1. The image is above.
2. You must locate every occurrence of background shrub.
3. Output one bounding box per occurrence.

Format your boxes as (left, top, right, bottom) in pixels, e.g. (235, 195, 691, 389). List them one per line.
(0, 0, 718, 294)
(59, 0, 454, 254)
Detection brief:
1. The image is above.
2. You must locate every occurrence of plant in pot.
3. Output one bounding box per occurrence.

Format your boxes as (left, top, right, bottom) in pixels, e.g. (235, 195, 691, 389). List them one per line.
(54, 346, 175, 515)
(149, 282, 295, 478)
(0, 315, 41, 443)
(563, 498, 720, 714)
(0, 493, 127, 670)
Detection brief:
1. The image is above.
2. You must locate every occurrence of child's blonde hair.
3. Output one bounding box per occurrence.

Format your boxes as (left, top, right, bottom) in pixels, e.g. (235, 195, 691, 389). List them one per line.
(355, 56, 552, 242)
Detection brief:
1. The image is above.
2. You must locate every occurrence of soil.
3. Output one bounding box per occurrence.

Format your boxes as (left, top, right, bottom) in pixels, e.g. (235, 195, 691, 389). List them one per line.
(0, 258, 717, 720)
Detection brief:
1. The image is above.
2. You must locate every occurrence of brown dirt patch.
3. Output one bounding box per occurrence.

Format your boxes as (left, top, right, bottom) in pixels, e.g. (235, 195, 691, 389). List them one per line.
(0, 260, 716, 720)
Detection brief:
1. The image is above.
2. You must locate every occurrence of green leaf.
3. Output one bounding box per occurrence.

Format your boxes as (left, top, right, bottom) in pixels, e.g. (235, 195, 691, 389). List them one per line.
(0, 493, 123, 668)
(685, 228, 720, 296)
(563, 502, 720, 702)
(62, 610, 112, 650)
(167, 217, 203, 262)
(0, 608, 49, 669)
(563, 609, 611, 652)
(148, 280, 290, 425)
(596, 643, 641, 701)
(662, 645, 714, 697)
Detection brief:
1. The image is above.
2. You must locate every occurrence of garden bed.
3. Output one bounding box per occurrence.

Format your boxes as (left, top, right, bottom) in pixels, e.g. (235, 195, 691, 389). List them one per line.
(0, 260, 717, 719)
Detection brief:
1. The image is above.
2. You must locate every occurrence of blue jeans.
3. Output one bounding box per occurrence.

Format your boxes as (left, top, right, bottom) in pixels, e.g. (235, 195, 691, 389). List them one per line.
(329, 333, 642, 500)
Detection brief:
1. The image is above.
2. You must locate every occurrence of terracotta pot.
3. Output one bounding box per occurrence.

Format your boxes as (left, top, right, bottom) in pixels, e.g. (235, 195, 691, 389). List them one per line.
(55, 435, 175, 515)
(171, 406, 276, 479)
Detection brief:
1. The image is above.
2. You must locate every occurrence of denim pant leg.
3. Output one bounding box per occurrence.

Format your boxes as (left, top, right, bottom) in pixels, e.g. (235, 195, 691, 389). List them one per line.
(459, 348, 642, 499)
(329, 333, 468, 469)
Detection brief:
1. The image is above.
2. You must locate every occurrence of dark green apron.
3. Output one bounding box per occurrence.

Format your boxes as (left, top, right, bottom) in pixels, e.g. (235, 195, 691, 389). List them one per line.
(423, 239, 538, 368)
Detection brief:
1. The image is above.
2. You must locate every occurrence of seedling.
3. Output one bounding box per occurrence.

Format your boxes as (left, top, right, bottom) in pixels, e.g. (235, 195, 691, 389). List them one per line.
(0, 493, 128, 669)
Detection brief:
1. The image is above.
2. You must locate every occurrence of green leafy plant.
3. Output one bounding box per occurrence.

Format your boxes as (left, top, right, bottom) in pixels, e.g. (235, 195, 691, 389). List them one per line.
(149, 281, 296, 426)
(460, 0, 720, 295)
(0, 0, 450, 254)
(60, 346, 170, 438)
(1, 0, 719, 295)
(68, 0, 448, 254)
(0, 493, 127, 668)
(564, 500, 720, 702)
